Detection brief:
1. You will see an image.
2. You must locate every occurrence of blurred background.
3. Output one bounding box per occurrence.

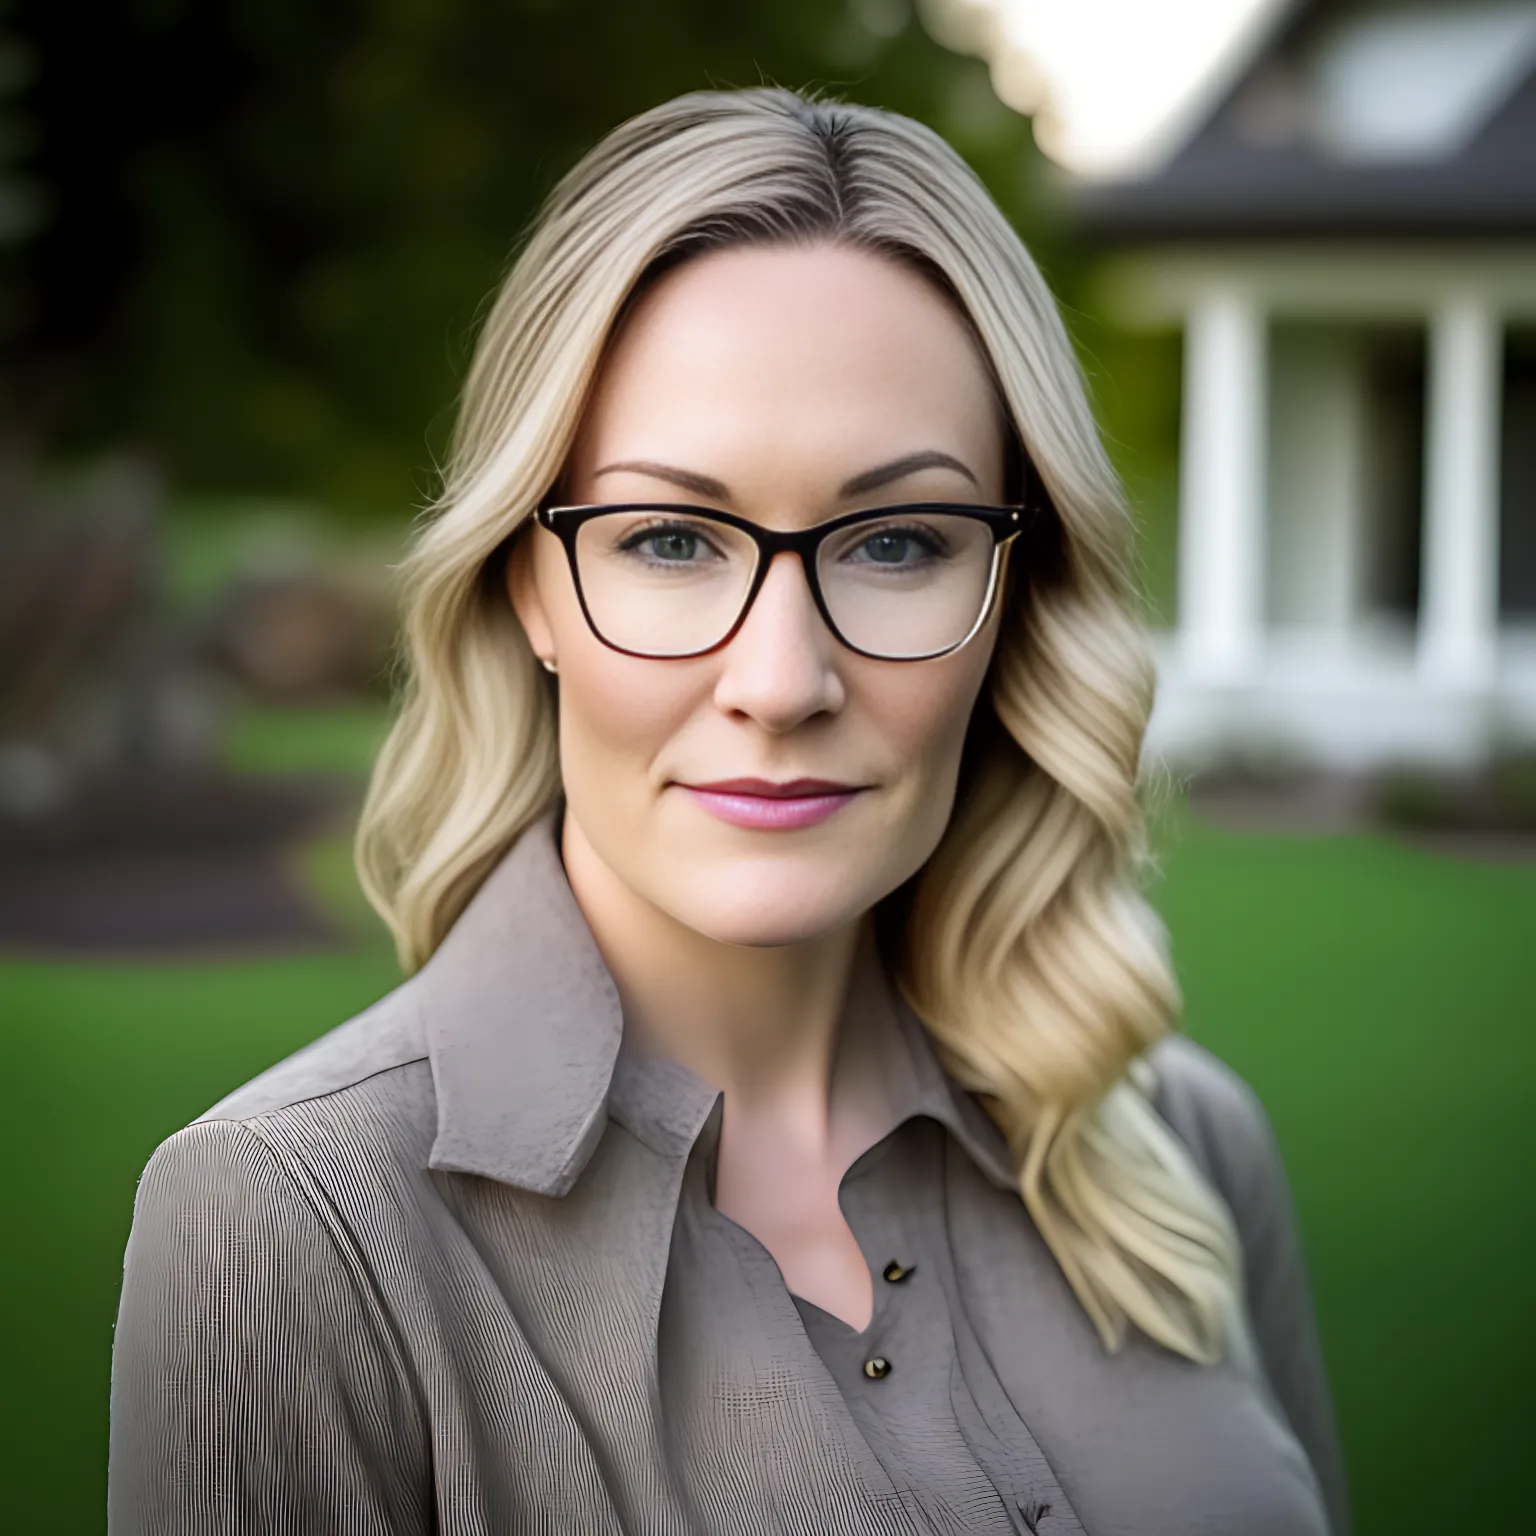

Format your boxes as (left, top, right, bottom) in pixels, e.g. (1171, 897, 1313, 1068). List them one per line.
(2, 0, 1531, 1529)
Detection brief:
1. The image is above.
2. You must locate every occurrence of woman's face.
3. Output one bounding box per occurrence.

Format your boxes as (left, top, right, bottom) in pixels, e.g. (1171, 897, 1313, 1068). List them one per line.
(509, 242, 1010, 947)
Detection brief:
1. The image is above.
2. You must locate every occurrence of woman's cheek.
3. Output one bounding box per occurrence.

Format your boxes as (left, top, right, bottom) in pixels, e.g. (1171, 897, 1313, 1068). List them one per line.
(557, 655, 703, 800)
(870, 655, 988, 782)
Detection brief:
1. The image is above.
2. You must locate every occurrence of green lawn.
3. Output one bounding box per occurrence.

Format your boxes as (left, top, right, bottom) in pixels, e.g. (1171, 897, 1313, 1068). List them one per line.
(3, 799, 1530, 1533)
(1155, 816, 1535, 1533)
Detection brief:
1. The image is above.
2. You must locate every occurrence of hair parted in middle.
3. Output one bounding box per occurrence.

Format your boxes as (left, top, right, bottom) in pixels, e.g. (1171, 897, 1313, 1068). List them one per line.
(355, 86, 1244, 1366)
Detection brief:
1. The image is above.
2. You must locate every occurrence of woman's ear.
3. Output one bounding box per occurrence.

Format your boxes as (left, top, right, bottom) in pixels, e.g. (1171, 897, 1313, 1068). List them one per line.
(505, 525, 557, 668)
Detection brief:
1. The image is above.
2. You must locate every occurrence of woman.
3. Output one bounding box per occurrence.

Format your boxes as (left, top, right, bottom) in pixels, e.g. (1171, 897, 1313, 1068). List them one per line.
(109, 89, 1349, 1535)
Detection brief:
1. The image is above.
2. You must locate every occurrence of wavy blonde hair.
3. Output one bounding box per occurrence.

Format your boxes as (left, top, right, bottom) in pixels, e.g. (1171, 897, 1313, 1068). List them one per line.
(357, 88, 1240, 1363)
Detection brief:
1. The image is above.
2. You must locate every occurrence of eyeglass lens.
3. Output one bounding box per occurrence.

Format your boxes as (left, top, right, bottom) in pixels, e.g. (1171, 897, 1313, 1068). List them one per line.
(572, 508, 998, 659)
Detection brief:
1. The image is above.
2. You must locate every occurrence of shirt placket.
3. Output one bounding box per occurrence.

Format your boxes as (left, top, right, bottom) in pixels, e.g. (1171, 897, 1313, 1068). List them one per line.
(830, 1136, 914, 1385)
(834, 1128, 1033, 1536)
(664, 1112, 921, 1535)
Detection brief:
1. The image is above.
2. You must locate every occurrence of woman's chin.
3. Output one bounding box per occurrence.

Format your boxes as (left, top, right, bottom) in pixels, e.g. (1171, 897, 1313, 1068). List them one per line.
(664, 871, 875, 949)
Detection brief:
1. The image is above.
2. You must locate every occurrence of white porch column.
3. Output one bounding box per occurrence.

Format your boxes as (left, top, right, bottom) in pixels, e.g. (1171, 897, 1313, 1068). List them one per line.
(1178, 286, 1267, 683)
(1419, 295, 1502, 687)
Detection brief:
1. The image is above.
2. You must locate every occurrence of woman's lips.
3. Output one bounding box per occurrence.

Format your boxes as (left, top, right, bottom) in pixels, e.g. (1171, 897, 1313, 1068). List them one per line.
(678, 777, 865, 831)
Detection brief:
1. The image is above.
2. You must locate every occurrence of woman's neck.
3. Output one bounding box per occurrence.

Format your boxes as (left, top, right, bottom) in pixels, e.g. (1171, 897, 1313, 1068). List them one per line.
(558, 810, 880, 1125)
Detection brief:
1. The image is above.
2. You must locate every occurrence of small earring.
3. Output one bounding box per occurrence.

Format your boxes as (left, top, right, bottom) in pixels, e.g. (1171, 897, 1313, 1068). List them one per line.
(540, 656, 558, 675)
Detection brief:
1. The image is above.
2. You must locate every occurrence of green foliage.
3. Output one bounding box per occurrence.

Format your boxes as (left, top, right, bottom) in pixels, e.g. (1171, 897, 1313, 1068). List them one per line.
(221, 702, 391, 780)
(1066, 316, 1183, 623)
(1369, 755, 1536, 833)
(13, 0, 1046, 516)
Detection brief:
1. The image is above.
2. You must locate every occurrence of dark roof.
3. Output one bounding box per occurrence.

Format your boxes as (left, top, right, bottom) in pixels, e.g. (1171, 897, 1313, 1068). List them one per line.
(1066, 0, 1536, 241)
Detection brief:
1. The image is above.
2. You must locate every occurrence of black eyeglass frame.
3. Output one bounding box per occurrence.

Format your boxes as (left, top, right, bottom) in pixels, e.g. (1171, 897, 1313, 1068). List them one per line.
(533, 500, 1032, 662)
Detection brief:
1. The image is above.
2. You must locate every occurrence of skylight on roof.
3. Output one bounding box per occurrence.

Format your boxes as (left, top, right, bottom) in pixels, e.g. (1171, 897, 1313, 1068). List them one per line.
(1312, 2, 1536, 162)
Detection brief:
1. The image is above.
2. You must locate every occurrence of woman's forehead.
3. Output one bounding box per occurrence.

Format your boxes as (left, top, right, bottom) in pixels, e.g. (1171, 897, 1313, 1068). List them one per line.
(565, 245, 1008, 502)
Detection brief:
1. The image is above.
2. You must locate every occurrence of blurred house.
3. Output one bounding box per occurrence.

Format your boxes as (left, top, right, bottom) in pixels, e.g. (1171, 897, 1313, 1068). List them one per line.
(1072, 0, 1536, 769)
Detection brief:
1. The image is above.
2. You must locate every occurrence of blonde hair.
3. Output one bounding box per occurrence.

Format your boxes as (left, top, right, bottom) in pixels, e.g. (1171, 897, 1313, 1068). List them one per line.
(357, 88, 1241, 1363)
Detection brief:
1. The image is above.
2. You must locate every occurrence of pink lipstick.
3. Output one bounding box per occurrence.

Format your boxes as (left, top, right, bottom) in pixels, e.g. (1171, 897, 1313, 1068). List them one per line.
(679, 777, 864, 831)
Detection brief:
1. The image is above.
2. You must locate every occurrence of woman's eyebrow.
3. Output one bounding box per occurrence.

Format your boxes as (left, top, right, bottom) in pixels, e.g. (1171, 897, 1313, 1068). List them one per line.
(837, 450, 978, 498)
(590, 449, 979, 503)
(591, 461, 729, 500)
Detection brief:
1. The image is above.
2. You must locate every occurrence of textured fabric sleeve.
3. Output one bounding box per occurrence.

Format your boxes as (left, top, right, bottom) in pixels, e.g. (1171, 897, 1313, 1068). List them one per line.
(108, 1117, 431, 1535)
(1151, 1039, 1353, 1536)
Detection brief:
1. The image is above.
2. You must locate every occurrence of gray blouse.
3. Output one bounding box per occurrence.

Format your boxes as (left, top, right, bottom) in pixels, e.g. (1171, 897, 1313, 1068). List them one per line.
(672, 1099, 1049, 1534)
(108, 810, 1351, 1535)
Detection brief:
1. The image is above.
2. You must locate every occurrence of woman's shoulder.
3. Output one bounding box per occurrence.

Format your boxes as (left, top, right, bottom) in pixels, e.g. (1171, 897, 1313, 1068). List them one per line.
(1141, 1032, 1288, 1215)
(133, 980, 435, 1231)
(1143, 1038, 1350, 1535)
(112, 990, 436, 1531)
(198, 979, 429, 1125)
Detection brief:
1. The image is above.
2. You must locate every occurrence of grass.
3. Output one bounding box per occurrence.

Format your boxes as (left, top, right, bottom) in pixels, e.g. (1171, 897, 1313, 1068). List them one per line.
(1153, 813, 1535, 1532)
(220, 701, 392, 781)
(2, 786, 1530, 1533)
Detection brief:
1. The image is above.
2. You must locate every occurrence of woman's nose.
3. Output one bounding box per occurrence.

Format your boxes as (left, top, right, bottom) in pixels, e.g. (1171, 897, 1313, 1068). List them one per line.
(711, 552, 846, 730)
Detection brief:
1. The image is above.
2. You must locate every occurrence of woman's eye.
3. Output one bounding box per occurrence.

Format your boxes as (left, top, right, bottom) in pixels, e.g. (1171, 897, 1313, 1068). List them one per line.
(862, 532, 915, 563)
(616, 523, 718, 562)
(849, 527, 943, 565)
(647, 531, 701, 561)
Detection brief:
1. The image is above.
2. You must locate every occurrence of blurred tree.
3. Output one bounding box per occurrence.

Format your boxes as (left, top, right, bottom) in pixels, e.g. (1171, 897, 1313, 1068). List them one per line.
(10, 0, 1049, 516)
(0, 0, 42, 427)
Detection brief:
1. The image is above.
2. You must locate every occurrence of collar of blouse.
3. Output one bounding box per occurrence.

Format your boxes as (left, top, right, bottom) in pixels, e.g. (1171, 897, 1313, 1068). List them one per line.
(413, 805, 1018, 1201)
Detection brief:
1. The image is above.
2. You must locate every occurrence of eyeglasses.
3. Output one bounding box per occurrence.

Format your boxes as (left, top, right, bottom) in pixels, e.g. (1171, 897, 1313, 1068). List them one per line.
(534, 500, 1030, 662)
